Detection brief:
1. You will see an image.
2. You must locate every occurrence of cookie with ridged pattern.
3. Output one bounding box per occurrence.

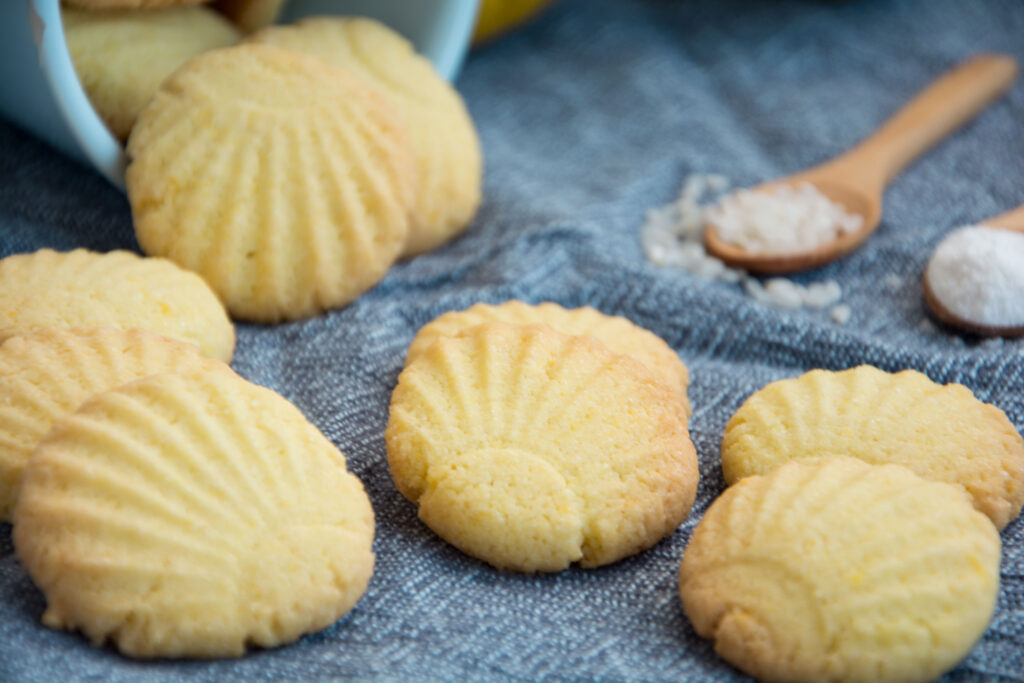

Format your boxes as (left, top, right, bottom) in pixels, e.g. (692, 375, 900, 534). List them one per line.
(248, 16, 482, 257)
(386, 322, 698, 572)
(127, 44, 416, 322)
(13, 363, 375, 658)
(405, 300, 691, 417)
(0, 249, 234, 362)
(63, 5, 240, 140)
(0, 327, 216, 521)
(680, 457, 1000, 683)
(722, 365, 1024, 529)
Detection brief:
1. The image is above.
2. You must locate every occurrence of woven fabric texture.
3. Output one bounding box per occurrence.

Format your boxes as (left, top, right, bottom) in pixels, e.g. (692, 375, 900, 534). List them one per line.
(1, 0, 1022, 680)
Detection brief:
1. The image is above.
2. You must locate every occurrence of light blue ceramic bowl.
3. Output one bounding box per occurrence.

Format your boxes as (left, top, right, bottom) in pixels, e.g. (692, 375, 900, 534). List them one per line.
(0, 0, 479, 189)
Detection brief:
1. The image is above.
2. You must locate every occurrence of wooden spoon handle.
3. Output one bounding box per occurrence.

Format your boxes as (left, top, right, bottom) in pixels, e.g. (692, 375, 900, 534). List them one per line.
(837, 54, 1019, 188)
(987, 204, 1024, 233)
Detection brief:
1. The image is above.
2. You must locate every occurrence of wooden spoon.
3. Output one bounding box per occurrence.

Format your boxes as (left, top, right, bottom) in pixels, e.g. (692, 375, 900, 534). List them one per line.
(982, 204, 1024, 233)
(704, 54, 1020, 274)
(923, 205, 1024, 338)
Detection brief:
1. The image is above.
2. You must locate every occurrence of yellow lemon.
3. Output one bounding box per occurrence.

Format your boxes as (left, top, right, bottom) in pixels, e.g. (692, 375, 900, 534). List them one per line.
(473, 0, 556, 45)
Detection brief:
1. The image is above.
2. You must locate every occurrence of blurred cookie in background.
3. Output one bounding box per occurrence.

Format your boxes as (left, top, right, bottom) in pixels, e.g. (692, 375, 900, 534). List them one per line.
(63, 4, 240, 140)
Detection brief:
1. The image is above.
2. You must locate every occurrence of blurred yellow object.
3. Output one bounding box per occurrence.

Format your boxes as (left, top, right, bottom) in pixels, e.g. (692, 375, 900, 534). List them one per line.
(473, 0, 555, 45)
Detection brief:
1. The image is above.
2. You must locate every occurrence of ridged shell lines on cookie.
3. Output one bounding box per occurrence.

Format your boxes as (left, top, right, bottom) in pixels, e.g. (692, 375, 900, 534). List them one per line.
(406, 301, 691, 415)
(0, 250, 144, 325)
(14, 367, 374, 657)
(680, 458, 1000, 683)
(132, 64, 411, 312)
(334, 19, 482, 246)
(0, 249, 234, 362)
(127, 45, 414, 322)
(0, 328, 210, 520)
(247, 17, 482, 257)
(394, 325, 645, 497)
(387, 323, 697, 569)
(722, 365, 1024, 529)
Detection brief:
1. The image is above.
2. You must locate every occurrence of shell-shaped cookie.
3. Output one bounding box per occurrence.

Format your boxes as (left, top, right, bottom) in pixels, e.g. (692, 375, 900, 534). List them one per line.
(63, 5, 240, 140)
(0, 249, 235, 362)
(127, 44, 416, 322)
(13, 363, 375, 659)
(406, 300, 691, 416)
(248, 16, 482, 257)
(0, 327, 216, 521)
(722, 365, 1024, 529)
(386, 322, 698, 572)
(680, 457, 1001, 683)
(213, 0, 287, 33)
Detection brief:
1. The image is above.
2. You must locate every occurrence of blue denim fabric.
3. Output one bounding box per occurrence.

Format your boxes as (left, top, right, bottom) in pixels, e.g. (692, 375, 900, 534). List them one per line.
(1, 0, 1022, 680)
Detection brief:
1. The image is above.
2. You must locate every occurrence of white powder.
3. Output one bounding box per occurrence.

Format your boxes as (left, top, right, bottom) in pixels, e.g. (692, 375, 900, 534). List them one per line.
(706, 182, 863, 254)
(925, 224, 1024, 328)
(640, 174, 848, 321)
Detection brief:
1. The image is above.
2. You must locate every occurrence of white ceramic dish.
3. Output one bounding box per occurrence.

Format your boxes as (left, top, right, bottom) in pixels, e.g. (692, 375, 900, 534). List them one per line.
(0, 0, 479, 189)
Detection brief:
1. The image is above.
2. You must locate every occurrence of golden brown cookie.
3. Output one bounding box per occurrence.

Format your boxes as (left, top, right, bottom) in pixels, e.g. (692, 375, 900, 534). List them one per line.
(680, 457, 1000, 683)
(721, 365, 1024, 529)
(0, 327, 215, 521)
(386, 322, 698, 572)
(405, 300, 691, 416)
(63, 5, 240, 140)
(127, 43, 416, 322)
(248, 16, 482, 257)
(0, 248, 234, 362)
(14, 363, 375, 658)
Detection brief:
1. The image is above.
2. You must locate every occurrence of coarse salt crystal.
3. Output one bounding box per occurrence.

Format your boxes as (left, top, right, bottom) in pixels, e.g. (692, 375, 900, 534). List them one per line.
(803, 281, 842, 309)
(925, 225, 1024, 328)
(830, 304, 852, 324)
(745, 278, 843, 311)
(640, 173, 848, 316)
(745, 279, 802, 309)
(706, 182, 862, 255)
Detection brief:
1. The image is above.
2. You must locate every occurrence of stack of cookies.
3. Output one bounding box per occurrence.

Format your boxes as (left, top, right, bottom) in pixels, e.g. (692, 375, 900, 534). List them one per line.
(385, 301, 699, 572)
(679, 366, 1024, 682)
(0, 248, 234, 361)
(63, 2, 483, 323)
(62, 3, 243, 140)
(0, 247, 375, 659)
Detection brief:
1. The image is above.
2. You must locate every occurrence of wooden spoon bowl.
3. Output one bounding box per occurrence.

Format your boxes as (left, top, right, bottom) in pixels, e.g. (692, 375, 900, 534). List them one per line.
(705, 54, 1019, 275)
(705, 178, 881, 274)
(922, 277, 1024, 338)
(922, 204, 1024, 338)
